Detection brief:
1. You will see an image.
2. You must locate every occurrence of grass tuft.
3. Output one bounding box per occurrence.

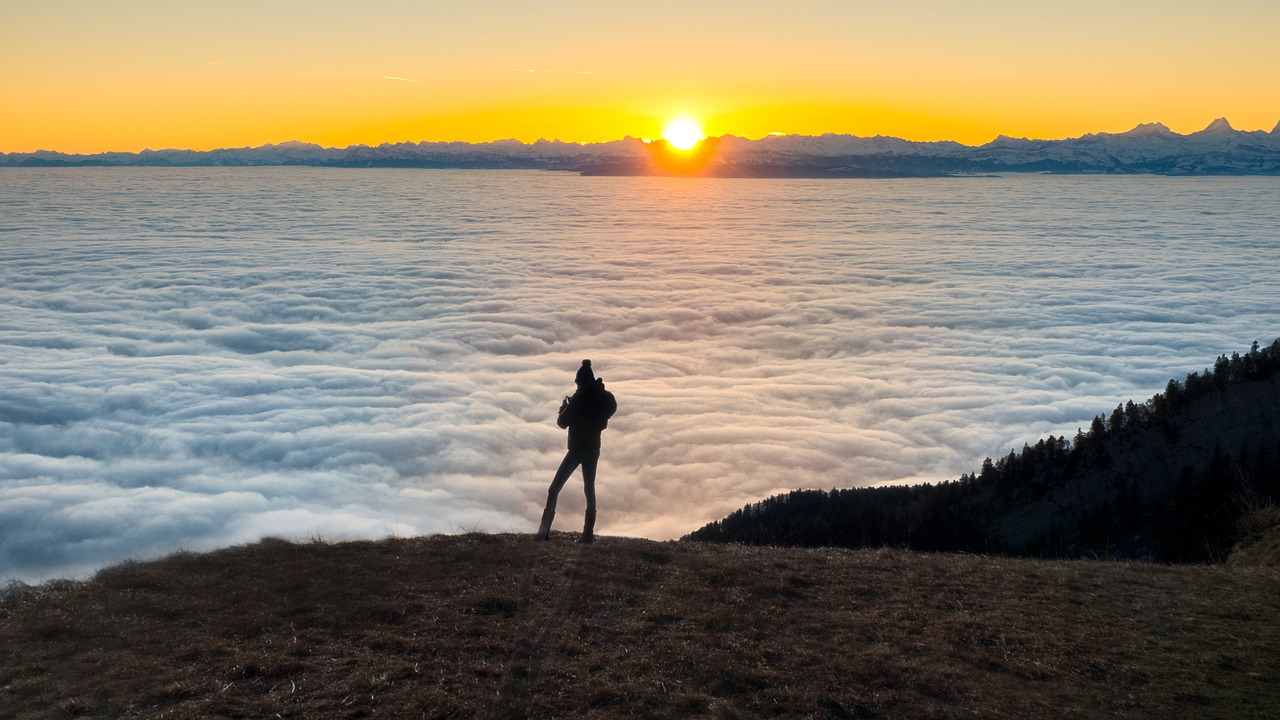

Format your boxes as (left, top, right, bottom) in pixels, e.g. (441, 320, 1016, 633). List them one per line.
(1229, 501, 1280, 567)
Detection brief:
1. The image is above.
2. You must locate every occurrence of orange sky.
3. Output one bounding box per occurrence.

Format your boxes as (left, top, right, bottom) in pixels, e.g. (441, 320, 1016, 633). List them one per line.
(4, 1, 1279, 154)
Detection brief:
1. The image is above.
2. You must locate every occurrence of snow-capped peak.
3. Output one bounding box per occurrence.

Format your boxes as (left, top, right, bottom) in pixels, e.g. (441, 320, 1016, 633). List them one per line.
(1121, 122, 1174, 137)
(1198, 117, 1235, 134)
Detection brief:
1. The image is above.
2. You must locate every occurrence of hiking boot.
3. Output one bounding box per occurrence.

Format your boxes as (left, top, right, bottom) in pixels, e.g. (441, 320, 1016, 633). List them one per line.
(536, 507, 555, 541)
(577, 509, 596, 544)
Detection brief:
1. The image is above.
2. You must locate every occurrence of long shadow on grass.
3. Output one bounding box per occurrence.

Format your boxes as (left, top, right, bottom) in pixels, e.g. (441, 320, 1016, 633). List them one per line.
(485, 539, 592, 719)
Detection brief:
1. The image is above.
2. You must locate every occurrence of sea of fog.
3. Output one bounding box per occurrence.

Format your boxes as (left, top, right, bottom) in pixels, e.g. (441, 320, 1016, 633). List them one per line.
(2, 168, 1278, 581)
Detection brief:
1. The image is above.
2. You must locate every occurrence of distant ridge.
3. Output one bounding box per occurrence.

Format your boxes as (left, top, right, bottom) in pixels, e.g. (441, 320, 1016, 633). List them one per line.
(687, 339, 1280, 562)
(1117, 122, 1175, 137)
(1196, 117, 1235, 134)
(5, 118, 1280, 176)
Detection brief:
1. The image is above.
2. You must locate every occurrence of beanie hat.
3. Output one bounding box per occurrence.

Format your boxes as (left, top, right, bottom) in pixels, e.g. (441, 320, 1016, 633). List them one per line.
(575, 359, 595, 385)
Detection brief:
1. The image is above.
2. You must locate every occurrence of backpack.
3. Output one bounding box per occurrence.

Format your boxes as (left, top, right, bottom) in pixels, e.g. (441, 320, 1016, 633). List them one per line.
(593, 379, 618, 430)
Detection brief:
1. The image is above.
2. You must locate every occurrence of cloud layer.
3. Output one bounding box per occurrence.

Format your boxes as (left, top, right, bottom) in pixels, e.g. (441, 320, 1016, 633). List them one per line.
(2, 168, 1277, 581)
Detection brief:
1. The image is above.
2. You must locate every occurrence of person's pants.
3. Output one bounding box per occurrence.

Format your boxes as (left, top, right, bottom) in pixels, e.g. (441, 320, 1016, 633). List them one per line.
(545, 449, 598, 515)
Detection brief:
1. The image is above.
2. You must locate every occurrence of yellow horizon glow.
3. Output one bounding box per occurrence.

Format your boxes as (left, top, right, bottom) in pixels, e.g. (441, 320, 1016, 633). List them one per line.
(3, 2, 1278, 154)
(662, 118, 705, 151)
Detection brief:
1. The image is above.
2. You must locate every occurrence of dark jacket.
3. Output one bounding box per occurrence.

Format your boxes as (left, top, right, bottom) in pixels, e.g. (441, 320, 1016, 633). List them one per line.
(558, 379, 617, 453)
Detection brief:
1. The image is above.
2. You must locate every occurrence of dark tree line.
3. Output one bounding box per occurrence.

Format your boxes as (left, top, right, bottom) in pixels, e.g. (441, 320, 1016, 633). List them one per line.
(687, 339, 1280, 562)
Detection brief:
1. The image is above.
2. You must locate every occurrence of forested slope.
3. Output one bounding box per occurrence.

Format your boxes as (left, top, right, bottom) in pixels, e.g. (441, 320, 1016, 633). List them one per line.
(688, 340, 1280, 562)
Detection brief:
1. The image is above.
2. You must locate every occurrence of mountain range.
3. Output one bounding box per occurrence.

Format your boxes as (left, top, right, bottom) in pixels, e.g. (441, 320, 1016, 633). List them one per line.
(6, 118, 1280, 176)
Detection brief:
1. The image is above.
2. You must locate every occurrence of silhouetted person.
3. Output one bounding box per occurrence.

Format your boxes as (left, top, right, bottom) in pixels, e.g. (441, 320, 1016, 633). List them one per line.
(536, 359, 617, 544)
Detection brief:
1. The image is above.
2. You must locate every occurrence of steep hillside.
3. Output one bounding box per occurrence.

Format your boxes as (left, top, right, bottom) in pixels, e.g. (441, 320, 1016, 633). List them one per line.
(689, 340, 1280, 562)
(2, 535, 1277, 719)
(1229, 504, 1280, 567)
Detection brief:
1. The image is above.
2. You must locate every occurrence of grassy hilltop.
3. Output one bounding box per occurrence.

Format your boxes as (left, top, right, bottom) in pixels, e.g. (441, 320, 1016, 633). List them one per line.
(2, 534, 1278, 719)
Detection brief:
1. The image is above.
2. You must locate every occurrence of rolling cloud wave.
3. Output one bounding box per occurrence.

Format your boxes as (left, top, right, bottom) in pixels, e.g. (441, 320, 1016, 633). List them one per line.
(2, 168, 1277, 580)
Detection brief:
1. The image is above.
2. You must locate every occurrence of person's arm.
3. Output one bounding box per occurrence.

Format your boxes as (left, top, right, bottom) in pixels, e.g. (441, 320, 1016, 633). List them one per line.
(557, 395, 575, 429)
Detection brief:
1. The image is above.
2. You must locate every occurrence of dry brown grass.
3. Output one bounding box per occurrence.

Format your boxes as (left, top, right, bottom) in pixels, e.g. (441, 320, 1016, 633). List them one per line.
(2, 534, 1278, 719)
(1230, 503, 1280, 568)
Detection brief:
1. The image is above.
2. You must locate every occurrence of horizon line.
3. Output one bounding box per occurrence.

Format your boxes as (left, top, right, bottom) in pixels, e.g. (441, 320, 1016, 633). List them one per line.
(6, 117, 1280, 157)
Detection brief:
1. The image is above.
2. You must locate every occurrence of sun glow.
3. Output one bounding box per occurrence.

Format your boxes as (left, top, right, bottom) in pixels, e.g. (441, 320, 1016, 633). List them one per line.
(662, 118, 705, 151)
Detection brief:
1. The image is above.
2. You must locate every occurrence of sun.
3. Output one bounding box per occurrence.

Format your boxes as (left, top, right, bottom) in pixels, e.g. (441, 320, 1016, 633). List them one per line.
(662, 118, 705, 151)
